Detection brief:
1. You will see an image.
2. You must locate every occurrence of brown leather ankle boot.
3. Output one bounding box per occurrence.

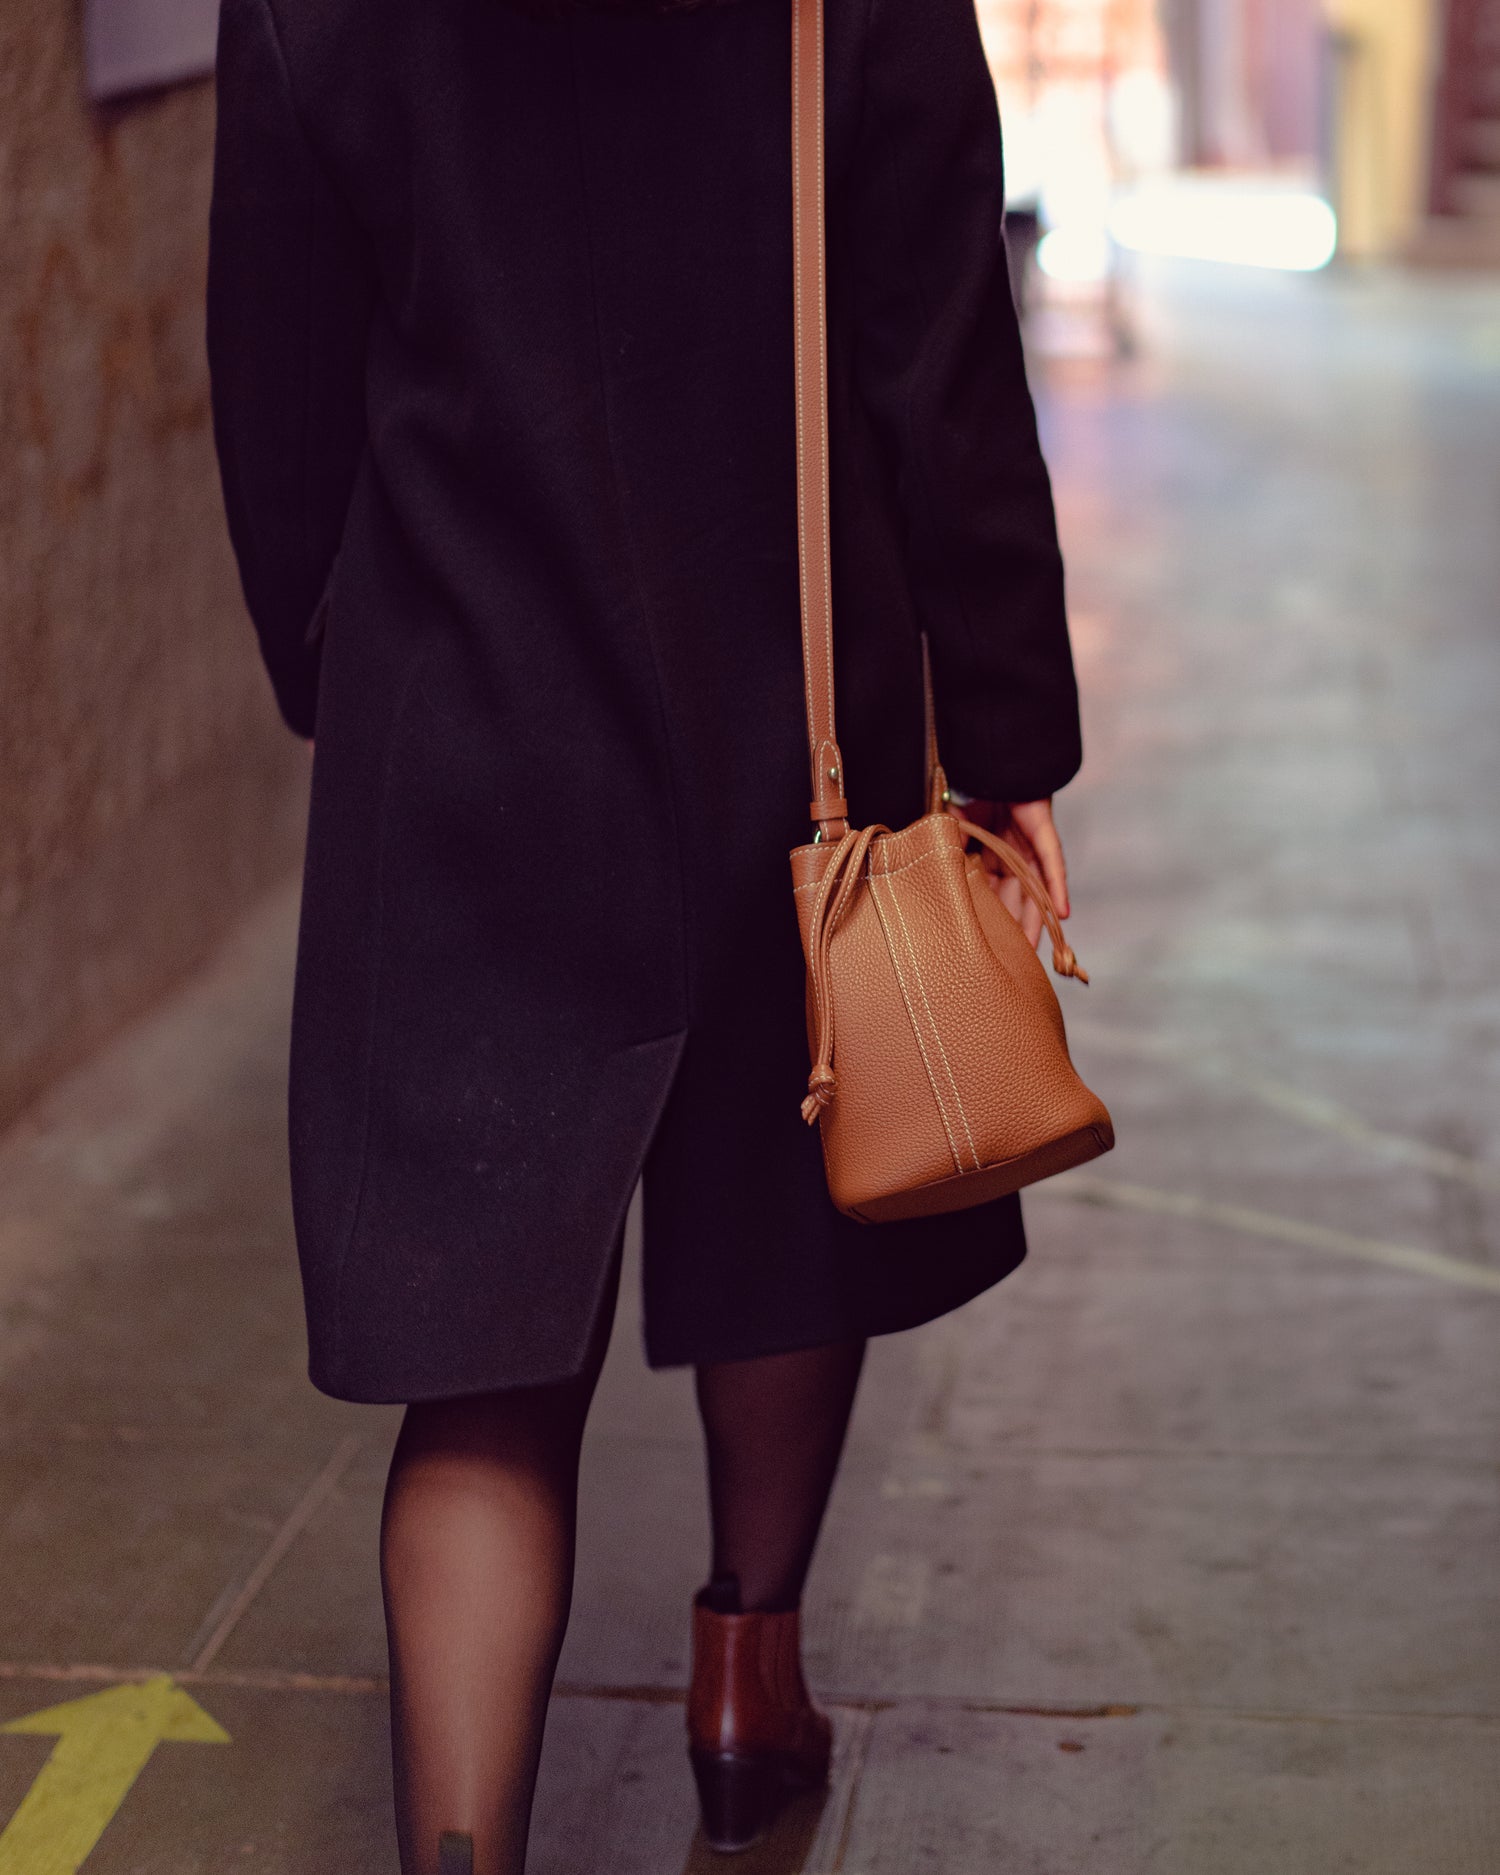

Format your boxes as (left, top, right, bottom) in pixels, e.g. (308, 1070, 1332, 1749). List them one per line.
(686, 1586, 833, 1853)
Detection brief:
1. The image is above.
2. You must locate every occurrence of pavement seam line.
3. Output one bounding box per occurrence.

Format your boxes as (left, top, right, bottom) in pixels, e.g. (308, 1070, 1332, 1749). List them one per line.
(828, 1706, 875, 1872)
(1035, 1176, 1500, 1292)
(4, 1662, 1497, 1727)
(185, 1434, 363, 1675)
(1069, 1021, 1500, 1194)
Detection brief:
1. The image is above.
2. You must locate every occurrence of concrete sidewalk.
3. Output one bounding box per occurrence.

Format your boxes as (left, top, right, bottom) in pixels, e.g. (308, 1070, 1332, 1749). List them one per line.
(1, 261, 1498, 1873)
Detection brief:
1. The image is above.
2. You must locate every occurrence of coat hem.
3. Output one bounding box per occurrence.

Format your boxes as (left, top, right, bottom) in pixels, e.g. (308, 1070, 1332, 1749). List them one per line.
(306, 1026, 689, 1405)
(641, 1238, 1027, 1372)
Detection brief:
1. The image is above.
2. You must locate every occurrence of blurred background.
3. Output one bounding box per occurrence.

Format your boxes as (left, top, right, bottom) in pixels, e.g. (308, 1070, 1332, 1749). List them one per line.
(0, 2, 1496, 1872)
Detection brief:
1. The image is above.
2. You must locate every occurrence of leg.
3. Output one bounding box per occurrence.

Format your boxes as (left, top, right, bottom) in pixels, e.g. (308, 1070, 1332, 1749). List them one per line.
(685, 1338, 865, 1851)
(695, 1337, 866, 1612)
(381, 1262, 618, 1875)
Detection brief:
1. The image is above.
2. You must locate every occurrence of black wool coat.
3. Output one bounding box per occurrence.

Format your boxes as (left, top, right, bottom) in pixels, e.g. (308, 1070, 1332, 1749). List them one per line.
(207, 0, 1082, 1403)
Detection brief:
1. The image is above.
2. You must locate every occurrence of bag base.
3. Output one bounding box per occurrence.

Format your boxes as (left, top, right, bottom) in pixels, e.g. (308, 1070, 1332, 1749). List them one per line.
(842, 1120, 1115, 1224)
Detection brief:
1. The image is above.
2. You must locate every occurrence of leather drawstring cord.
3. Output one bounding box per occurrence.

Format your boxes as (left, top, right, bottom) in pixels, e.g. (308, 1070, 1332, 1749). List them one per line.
(955, 817, 1089, 984)
(801, 824, 881, 1122)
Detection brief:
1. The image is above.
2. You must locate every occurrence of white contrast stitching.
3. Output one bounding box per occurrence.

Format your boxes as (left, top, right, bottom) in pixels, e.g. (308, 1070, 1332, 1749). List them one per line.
(870, 873, 964, 1174)
(868, 821, 947, 875)
(815, 0, 833, 775)
(793, 7, 816, 778)
(794, 0, 838, 821)
(883, 871, 979, 1172)
(803, 851, 842, 1028)
(793, 837, 960, 892)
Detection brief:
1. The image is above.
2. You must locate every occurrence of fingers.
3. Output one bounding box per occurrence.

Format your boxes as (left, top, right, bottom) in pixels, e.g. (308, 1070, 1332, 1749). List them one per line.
(992, 875, 1044, 949)
(1011, 799, 1069, 920)
(955, 796, 1068, 949)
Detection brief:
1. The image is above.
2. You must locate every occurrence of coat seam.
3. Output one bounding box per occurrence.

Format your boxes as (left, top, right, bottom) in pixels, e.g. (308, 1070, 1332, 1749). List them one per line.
(564, 24, 693, 1028)
(252, 0, 321, 617)
(323, 647, 429, 1390)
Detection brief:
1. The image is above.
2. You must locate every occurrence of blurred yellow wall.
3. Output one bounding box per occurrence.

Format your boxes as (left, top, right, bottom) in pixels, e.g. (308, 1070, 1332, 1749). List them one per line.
(1323, 0, 1436, 255)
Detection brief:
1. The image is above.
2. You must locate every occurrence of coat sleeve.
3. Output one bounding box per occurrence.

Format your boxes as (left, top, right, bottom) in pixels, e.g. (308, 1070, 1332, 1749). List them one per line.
(844, 0, 1081, 802)
(206, 0, 375, 739)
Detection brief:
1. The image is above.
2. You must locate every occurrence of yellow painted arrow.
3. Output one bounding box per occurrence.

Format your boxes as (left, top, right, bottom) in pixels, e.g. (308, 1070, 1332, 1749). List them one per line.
(0, 1675, 230, 1875)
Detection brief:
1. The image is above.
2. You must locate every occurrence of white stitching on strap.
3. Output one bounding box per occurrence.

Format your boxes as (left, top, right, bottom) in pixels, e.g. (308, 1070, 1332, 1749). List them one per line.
(793, 0, 836, 819)
(815, 0, 833, 771)
(792, 8, 816, 772)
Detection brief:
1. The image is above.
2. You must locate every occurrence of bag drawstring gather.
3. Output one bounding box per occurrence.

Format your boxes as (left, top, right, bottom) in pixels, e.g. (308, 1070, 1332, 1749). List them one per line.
(800, 819, 1088, 1125)
(801, 824, 880, 1123)
(954, 817, 1089, 986)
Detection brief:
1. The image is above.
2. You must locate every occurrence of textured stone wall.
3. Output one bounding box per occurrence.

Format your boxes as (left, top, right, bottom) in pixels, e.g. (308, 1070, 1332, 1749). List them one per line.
(0, 2, 307, 1126)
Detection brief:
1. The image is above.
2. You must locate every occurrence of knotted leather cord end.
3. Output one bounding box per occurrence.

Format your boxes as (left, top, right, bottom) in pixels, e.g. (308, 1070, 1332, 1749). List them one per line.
(1051, 943, 1089, 985)
(801, 1066, 836, 1124)
(955, 815, 1091, 985)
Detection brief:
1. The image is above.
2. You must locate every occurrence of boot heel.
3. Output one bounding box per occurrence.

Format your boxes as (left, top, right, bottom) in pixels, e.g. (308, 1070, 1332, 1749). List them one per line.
(690, 1749, 778, 1854)
(438, 1831, 474, 1875)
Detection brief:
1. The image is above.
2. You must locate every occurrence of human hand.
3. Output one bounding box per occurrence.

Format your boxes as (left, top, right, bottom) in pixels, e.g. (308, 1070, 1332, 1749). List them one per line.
(947, 796, 1069, 950)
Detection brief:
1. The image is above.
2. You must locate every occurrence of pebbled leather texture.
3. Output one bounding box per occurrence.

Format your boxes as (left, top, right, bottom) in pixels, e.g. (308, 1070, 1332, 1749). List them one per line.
(687, 1597, 833, 1773)
(786, 0, 1110, 1222)
(792, 815, 1113, 1220)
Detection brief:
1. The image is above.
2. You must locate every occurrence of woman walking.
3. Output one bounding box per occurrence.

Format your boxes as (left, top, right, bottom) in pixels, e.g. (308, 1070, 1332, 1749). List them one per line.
(207, 0, 1083, 1866)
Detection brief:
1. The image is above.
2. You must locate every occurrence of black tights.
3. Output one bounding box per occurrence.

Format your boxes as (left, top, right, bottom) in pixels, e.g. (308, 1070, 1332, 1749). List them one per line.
(381, 1281, 865, 1875)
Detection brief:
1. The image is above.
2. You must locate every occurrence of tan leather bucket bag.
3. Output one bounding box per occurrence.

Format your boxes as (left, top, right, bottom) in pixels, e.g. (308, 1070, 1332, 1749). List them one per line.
(787, 0, 1114, 1224)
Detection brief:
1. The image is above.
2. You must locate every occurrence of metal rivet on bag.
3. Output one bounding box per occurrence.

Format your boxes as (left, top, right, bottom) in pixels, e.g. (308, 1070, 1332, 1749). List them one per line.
(829, 764, 840, 785)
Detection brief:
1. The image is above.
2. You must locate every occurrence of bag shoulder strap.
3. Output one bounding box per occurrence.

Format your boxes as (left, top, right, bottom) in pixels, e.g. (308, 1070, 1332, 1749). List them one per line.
(792, 0, 946, 834)
(791, 0, 848, 839)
